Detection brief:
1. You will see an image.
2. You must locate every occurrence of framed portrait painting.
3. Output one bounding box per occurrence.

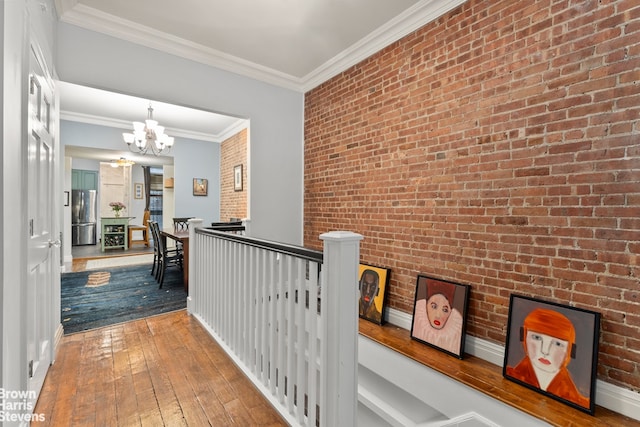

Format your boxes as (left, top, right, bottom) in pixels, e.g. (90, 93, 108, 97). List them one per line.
(193, 178, 208, 196)
(410, 275, 470, 358)
(503, 294, 600, 414)
(358, 264, 390, 325)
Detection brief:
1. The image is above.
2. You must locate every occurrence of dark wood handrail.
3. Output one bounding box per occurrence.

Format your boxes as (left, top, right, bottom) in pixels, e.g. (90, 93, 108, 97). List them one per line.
(197, 226, 323, 263)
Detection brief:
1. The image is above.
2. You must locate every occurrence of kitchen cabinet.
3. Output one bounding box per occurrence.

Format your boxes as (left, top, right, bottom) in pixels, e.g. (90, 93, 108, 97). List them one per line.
(72, 169, 98, 190)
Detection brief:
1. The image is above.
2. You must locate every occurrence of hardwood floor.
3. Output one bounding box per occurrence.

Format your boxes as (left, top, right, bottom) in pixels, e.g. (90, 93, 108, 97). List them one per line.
(34, 310, 287, 426)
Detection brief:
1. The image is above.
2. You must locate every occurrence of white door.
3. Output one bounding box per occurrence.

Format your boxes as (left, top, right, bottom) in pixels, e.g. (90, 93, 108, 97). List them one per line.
(26, 44, 57, 398)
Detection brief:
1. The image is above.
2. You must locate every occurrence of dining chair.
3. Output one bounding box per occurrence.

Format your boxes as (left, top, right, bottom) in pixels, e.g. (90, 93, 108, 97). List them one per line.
(128, 209, 150, 247)
(156, 226, 184, 289)
(173, 217, 193, 231)
(148, 221, 161, 280)
(149, 220, 184, 288)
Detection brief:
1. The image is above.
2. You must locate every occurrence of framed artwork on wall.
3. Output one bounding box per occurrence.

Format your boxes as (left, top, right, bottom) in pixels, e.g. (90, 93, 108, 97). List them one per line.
(503, 294, 600, 414)
(134, 183, 143, 199)
(234, 164, 243, 191)
(193, 178, 208, 196)
(358, 264, 390, 325)
(410, 275, 470, 358)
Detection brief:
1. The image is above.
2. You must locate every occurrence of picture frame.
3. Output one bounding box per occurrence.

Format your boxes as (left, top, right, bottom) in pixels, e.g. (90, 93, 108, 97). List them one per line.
(503, 294, 600, 414)
(234, 164, 243, 191)
(193, 178, 208, 196)
(410, 275, 470, 358)
(358, 263, 390, 325)
(134, 183, 143, 199)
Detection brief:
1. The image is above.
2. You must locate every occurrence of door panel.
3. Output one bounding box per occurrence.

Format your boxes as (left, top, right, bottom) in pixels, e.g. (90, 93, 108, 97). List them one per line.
(26, 44, 56, 401)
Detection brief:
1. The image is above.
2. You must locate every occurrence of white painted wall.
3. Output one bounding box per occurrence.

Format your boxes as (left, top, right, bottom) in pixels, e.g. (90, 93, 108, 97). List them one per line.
(56, 23, 305, 245)
(171, 136, 220, 224)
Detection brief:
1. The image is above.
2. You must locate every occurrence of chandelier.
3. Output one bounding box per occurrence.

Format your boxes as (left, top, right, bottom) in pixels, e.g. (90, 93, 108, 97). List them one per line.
(122, 104, 174, 155)
(110, 157, 135, 168)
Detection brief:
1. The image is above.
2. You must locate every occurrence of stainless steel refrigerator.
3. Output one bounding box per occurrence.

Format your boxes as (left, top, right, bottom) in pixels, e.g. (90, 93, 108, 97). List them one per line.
(71, 189, 97, 245)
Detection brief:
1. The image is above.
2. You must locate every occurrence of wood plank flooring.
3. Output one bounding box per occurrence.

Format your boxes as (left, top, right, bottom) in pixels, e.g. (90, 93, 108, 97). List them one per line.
(33, 310, 287, 426)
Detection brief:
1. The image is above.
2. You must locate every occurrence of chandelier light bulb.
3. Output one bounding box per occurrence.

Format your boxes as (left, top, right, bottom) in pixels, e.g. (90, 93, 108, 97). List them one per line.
(145, 119, 158, 130)
(123, 103, 173, 156)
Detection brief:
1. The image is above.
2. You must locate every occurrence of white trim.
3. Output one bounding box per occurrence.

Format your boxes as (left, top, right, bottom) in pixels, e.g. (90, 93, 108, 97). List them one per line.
(217, 120, 250, 144)
(301, 0, 467, 92)
(428, 412, 502, 427)
(384, 307, 640, 421)
(596, 381, 640, 422)
(58, 4, 303, 91)
(56, 0, 465, 93)
(59, 110, 247, 143)
(53, 324, 64, 362)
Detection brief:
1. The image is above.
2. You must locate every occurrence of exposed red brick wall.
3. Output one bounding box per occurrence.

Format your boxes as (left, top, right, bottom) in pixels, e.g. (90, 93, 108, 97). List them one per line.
(304, 0, 640, 391)
(220, 129, 247, 221)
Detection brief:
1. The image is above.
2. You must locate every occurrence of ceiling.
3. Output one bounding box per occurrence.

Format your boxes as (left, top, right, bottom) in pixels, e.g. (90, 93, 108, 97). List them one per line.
(56, 0, 462, 163)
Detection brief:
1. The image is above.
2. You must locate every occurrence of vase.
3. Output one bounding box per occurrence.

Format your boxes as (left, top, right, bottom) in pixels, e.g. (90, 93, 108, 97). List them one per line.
(114, 211, 120, 218)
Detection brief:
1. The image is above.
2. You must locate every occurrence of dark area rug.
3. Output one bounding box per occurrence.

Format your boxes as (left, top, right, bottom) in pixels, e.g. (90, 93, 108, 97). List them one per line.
(61, 263, 186, 334)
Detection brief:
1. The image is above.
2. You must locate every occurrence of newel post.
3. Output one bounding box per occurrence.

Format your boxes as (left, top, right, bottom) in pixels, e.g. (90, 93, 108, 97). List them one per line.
(319, 231, 363, 427)
(187, 218, 203, 314)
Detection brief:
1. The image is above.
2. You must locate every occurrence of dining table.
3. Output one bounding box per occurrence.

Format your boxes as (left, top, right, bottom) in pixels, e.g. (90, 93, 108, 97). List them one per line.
(160, 227, 190, 292)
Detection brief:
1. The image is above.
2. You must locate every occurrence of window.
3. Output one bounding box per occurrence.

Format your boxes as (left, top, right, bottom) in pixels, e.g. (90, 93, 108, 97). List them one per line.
(149, 168, 164, 224)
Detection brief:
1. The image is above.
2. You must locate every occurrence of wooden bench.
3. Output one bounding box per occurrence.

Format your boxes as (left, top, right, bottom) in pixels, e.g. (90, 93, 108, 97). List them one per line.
(359, 320, 639, 427)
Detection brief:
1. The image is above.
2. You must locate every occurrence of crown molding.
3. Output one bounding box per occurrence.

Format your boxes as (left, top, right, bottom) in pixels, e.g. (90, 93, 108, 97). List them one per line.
(59, 111, 236, 143)
(300, 0, 467, 92)
(58, 4, 304, 91)
(57, 0, 465, 93)
(53, 0, 78, 19)
(217, 120, 250, 144)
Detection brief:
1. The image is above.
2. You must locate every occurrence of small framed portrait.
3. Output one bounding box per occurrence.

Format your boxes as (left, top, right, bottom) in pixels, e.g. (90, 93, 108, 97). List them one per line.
(193, 178, 208, 196)
(234, 164, 243, 191)
(410, 275, 470, 358)
(503, 294, 600, 414)
(134, 183, 143, 199)
(358, 264, 390, 325)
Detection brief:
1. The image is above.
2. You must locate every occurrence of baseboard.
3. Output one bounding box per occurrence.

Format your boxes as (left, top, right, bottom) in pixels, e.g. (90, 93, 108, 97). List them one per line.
(383, 307, 640, 421)
(53, 323, 64, 362)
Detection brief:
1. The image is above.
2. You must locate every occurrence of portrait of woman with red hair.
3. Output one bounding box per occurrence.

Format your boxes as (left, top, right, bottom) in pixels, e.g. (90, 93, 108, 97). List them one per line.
(411, 275, 470, 358)
(504, 295, 600, 414)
